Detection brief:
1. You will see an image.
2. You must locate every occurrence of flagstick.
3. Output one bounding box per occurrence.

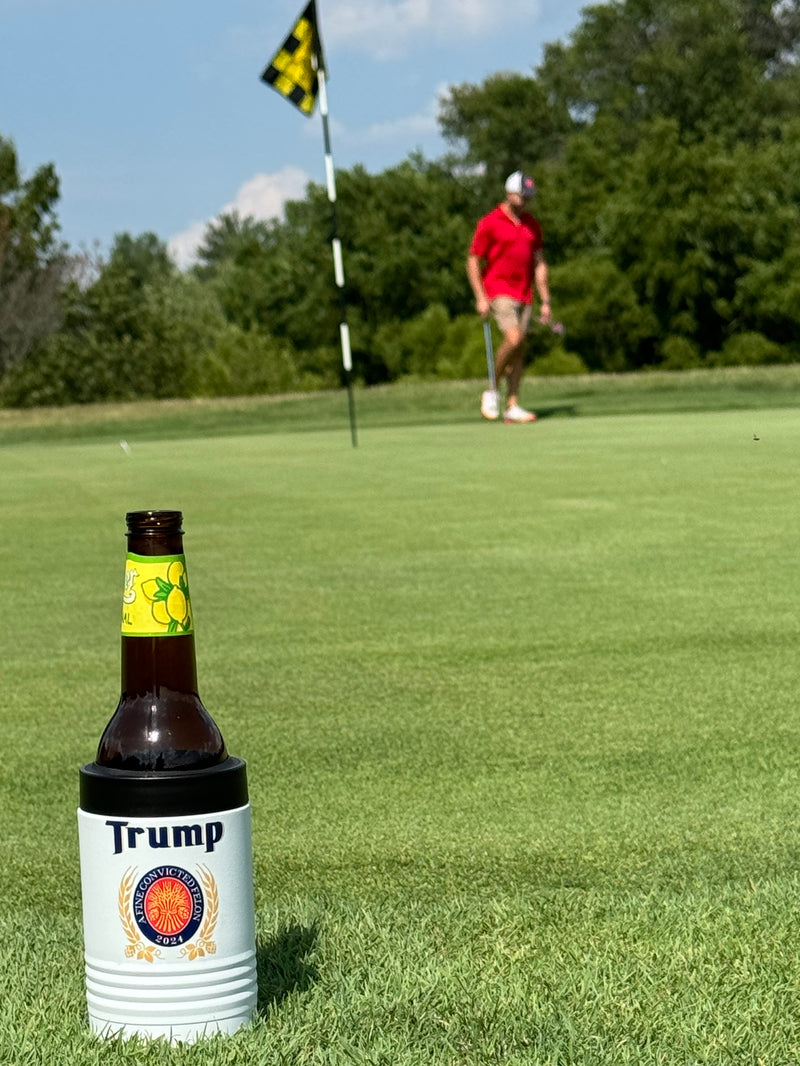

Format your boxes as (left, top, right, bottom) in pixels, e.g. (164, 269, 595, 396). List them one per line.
(318, 68, 358, 448)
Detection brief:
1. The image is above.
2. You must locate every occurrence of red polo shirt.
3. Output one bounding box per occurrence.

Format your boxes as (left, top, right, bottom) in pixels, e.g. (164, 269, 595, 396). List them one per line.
(469, 205, 543, 303)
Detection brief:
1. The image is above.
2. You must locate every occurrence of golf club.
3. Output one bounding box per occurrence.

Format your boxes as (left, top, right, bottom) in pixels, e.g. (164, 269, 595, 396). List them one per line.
(483, 319, 497, 395)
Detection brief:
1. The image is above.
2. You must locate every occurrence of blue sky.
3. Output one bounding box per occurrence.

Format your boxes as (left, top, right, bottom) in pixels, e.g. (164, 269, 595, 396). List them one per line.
(2, 0, 587, 265)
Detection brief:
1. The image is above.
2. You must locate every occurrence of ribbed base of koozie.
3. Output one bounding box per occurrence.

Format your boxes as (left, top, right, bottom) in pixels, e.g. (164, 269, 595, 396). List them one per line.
(85, 948, 257, 1043)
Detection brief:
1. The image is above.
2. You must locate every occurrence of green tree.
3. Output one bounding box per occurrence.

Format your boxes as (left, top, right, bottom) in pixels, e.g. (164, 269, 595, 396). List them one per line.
(195, 212, 278, 279)
(439, 73, 573, 185)
(537, 0, 800, 146)
(0, 135, 68, 372)
(5, 233, 220, 405)
(105, 231, 173, 289)
(600, 119, 800, 357)
(549, 255, 658, 371)
(63, 231, 176, 341)
(336, 160, 476, 322)
(194, 158, 481, 384)
(195, 204, 340, 375)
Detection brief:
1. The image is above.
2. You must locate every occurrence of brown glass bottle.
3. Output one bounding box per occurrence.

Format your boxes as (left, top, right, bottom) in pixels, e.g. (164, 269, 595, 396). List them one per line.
(95, 510, 227, 771)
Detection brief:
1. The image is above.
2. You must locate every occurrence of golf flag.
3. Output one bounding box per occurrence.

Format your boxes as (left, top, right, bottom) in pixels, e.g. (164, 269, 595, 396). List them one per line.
(260, 2, 357, 446)
(260, 1, 324, 116)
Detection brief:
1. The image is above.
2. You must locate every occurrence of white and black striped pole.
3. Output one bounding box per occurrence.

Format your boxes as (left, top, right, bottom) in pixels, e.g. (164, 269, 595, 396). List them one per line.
(317, 66, 358, 448)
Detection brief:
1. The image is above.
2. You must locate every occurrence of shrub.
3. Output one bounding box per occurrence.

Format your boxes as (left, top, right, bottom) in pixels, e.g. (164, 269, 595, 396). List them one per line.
(709, 331, 789, 367)
(659, 335, 702, 370)
(531, 349, 589, 376)
(0, 330, 128, 407)
(0, 272, 228, 406)
(372, 305, 450, 379)
(549, 256, 658, 371)
(191, 326, 313, 397)
(432, 314, 486, 380)
(372, 306, 485, 381)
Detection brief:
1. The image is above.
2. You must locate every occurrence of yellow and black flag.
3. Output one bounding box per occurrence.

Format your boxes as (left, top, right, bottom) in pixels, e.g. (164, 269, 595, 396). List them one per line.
(260, 1, 325, 116)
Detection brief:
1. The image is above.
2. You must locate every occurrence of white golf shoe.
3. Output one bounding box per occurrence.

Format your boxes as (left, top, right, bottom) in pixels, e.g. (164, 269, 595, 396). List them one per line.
(503, 403, 537, 424)
(481, 389, 499, 420)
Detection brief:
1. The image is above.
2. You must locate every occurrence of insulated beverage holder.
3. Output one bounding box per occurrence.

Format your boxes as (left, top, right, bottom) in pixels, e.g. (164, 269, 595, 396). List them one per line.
(77, 511, 257, 1043)
(78, 759, 257, 1042)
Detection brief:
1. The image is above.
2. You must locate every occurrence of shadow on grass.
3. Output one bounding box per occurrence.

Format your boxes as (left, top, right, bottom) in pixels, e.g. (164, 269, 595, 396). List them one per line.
(256, 924, 319, 1016)
(534, 404, 578, 420)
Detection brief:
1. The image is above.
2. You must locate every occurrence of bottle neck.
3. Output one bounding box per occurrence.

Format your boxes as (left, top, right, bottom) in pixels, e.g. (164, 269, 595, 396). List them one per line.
(121, 634, 199, 697)
(95, 510, 227, 772)
(121, 520, 197, 698)
(127, 513, 184, 558)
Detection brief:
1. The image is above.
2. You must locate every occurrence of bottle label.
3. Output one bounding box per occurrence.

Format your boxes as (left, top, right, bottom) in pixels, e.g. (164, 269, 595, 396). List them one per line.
(122, 553, 194, 636)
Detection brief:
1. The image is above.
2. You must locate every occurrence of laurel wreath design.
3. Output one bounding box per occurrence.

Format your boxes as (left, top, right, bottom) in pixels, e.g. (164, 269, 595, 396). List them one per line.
(118, 864, 218, 963)
(180, 865, 218, 960)
(118, 867, 161, 963)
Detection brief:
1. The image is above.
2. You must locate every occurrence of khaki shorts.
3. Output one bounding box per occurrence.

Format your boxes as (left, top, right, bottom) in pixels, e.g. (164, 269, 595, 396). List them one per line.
(490, 296, 533, 335)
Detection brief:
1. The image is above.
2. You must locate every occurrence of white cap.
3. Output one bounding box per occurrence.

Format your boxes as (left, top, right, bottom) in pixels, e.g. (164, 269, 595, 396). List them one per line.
(505, 171, 536, 198)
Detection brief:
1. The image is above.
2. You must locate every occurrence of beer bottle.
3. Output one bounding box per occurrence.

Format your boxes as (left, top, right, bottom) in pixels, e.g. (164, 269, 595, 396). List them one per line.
(96, 509, 226, 771)
(78, 510, 257, 1043)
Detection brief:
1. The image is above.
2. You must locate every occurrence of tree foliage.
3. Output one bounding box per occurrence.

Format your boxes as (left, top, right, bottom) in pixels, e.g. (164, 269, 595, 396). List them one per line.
(191, 159, 480, 384)
(535, 0, 800, 145)
(0, 135, 70, 373)
(5, 227, 340, 406)
(439, 73, 573, 179)
(3, 0, 800, 405)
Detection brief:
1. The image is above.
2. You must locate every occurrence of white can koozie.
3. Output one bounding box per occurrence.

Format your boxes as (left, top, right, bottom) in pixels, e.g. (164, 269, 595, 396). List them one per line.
(78, 767, 257, 1043)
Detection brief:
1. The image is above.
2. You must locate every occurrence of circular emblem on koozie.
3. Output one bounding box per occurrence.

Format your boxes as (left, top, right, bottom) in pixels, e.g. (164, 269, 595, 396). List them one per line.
(133, 866, 204, 945)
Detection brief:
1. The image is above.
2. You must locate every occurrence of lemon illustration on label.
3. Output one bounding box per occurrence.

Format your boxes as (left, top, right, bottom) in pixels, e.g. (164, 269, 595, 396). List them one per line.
(122, 554, 194, 636)
(141, 560, 191, 634)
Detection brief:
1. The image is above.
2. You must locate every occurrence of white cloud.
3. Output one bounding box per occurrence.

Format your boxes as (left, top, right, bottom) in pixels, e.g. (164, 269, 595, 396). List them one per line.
(326, 0, 540, 58)
(345, 86, 442, 146)
(168, 221, 209, 272)
(227, 167, 311, 218)
(168, 165, 310, 269)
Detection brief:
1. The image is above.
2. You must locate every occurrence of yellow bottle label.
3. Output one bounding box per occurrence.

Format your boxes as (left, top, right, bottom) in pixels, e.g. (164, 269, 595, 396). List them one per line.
(122, 553, 194, 636)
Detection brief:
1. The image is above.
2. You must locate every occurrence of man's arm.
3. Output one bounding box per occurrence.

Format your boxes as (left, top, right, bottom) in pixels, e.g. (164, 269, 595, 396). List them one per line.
(466, 254, 490, 317)
(534, 251, 551, 324)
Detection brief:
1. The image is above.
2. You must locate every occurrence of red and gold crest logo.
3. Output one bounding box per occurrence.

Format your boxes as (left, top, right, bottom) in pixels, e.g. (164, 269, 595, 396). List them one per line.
(118, 865, 218, 962)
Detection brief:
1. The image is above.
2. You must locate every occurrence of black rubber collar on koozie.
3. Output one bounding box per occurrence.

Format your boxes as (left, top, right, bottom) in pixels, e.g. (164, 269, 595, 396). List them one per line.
(79, 756, 248, 816)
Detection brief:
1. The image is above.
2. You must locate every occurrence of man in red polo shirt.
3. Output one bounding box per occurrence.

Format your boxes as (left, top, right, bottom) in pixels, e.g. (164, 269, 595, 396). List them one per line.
(467, 171, 551, 423)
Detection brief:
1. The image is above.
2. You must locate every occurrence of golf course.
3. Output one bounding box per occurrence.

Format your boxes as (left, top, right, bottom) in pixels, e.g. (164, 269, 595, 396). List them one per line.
(3, 368, 800, 1065)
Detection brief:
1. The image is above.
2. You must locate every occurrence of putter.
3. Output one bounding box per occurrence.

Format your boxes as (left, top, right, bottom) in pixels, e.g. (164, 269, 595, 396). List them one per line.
(483, 319, 497, 395)
(482, 319, 502, 421)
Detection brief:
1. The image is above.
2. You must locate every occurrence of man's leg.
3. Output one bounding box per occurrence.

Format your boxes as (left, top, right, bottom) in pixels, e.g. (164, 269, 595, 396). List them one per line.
(494, 302, 536, 422)
(490, 299, 522, 404)
(496, 331, 525, 407)
(492, 300, 533, 408)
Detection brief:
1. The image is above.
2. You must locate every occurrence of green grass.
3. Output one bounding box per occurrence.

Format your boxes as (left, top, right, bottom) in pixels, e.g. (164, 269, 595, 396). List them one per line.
(3, 362, 800, 446)
(3, 379, 800, 1063)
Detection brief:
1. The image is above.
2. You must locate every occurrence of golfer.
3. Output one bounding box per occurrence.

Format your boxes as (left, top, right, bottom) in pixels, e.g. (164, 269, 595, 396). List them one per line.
(466, 171, 551, 423)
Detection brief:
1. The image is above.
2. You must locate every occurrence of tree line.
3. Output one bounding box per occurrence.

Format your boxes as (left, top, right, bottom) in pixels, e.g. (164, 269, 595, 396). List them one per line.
(2, 0, 800, 407)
